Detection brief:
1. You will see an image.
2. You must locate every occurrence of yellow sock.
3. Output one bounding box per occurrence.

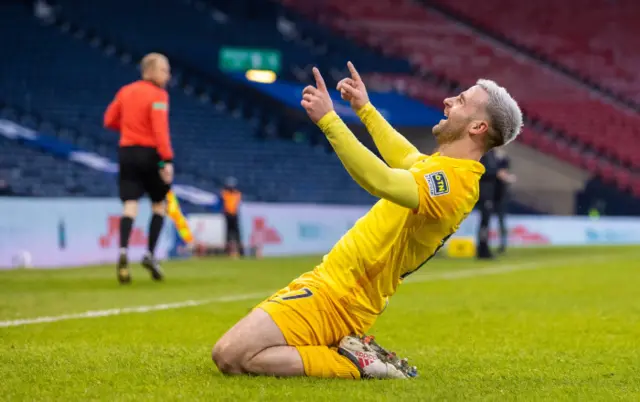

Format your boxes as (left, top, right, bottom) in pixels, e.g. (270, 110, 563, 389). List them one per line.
(296, 346, 361, 379)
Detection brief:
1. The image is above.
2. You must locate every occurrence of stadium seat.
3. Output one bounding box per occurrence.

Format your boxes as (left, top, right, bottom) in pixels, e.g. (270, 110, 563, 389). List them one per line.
(1, 0, 636, 209)
(427, 0, 640, 105)
(278, 0, 639, 194)
(0, 2, 377, 204)
(0, 136, 118, 197)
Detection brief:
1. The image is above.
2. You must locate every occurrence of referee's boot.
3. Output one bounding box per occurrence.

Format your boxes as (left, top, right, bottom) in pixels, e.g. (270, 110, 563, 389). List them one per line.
(117, 252, 131, 284)
(142, 253, 164, 281)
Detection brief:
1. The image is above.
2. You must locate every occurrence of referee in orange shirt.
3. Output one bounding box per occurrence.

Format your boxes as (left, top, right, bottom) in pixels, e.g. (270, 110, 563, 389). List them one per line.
(103, 53, 174, 284)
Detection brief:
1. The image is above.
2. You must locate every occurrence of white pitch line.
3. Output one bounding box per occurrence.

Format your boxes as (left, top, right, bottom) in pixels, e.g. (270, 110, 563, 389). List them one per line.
(0, 254, 618, 329)
(405, 254, 613, 284)
(406, 260, 549, 284)
(0, 292, 269, 329)
(405, 261, 540, 283)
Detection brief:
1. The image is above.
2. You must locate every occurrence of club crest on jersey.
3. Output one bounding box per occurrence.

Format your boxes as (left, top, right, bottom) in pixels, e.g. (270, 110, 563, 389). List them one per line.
(425, 171, 449, 197)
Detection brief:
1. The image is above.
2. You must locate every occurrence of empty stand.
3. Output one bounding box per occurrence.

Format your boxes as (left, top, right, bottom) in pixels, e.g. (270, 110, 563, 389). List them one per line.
(0, 133, 117, 197)
(280, 0, 640, 194)
(0, 2, 379, 204)
(3, 0, 638, 210)
(429, 0, 640, 104)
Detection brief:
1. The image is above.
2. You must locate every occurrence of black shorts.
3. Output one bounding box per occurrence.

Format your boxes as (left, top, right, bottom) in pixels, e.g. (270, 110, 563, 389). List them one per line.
(118, 146, 170, 203)
(225, 213, 240, 243)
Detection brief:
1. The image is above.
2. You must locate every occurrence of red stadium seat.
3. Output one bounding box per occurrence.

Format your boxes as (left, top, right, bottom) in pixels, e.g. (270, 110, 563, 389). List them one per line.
(614, 168, 632, 191)
(429, 0, 640, 104)
(281, 0, 638, 195)
(632, 180, 640, 198)
(598, 162, 615, 184)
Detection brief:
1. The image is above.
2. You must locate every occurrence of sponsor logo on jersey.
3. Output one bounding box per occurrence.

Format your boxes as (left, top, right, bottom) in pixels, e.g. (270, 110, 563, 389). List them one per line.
(425, 171, 449, 197)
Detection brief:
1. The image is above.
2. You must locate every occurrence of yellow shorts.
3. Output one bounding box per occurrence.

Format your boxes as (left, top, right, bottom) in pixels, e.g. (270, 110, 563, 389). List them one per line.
(257, 280, 376, 347)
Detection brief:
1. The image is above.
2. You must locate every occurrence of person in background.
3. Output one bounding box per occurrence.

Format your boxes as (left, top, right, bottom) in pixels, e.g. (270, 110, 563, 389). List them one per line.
(103, 53, 174, 284)
(477, 148, 516, 259)
(493, 147, 515, 253)
(477, 149, 498, 259)
(221, 177, 243, 258)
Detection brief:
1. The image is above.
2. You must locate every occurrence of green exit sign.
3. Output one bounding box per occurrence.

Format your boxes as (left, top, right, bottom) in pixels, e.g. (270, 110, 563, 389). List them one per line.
(219, 47, 281, 73)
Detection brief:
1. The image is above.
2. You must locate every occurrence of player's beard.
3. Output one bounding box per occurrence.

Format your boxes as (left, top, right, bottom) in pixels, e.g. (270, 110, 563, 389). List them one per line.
(432, 119, 465, 145)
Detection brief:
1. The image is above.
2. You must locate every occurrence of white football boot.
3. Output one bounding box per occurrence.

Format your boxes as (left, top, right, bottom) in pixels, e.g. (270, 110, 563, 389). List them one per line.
(337, 335, 418, 379)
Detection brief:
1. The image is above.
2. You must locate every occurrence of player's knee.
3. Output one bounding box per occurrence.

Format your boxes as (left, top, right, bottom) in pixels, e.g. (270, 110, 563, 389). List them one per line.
(212, 340, 244, 375)
(123, 200, 139, 217)
(151, 201, 166, 216)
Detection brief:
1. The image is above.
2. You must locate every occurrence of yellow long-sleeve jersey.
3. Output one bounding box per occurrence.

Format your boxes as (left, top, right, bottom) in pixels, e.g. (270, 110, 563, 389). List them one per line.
(296, 153, 483, 319)
(293, 104, 485, 322)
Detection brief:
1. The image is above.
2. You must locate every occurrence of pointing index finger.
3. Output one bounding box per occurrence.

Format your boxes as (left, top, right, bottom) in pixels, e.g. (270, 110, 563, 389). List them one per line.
(312, 67, 327, 92)
(347, 61, 362, 83)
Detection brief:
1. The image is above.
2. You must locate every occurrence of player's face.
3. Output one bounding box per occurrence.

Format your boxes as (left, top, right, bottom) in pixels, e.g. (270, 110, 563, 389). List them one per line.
(432, 85, 488, 145)
(152, 59, 171, 88)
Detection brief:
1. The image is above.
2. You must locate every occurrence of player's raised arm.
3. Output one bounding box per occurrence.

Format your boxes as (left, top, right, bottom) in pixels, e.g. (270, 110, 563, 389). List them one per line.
(302, 67, 419, 209)
(337, 62, 421, 170)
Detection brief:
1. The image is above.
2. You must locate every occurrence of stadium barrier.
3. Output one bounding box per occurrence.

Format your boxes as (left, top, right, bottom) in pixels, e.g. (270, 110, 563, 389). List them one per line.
(207, 202, 640, 257)
(2, 198, 640, 268)
(0, 197, 174, 269)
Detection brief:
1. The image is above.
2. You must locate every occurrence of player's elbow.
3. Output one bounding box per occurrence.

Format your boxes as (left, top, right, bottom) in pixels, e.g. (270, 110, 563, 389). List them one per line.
(372, 180, 419, 209)
(378, 190, 418, 209)
(103, 117, 117, 130)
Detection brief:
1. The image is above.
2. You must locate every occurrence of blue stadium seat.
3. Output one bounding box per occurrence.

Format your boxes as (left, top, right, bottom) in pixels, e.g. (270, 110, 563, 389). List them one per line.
(0, 2, 377, 204)
(0, 136, 118, 197)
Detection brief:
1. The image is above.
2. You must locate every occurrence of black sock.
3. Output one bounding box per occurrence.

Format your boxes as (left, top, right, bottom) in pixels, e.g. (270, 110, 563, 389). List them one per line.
(148, 214, 165, 256)
(120, 216, 134, 251)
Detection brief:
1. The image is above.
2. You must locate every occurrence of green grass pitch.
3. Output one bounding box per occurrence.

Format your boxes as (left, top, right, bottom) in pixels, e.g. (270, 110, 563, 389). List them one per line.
(1, 246, 639, 401)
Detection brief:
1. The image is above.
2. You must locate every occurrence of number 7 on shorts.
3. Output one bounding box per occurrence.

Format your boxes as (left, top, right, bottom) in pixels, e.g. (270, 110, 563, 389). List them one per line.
(281, 288, 313, 301)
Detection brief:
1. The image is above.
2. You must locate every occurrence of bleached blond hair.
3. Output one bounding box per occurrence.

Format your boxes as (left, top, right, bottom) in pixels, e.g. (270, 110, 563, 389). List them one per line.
(476, 79, 523, 148)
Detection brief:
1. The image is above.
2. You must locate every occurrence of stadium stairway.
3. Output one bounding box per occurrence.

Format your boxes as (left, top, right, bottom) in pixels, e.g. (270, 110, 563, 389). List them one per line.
(277, 0, 640, 199)
(0, 2, 377, 205)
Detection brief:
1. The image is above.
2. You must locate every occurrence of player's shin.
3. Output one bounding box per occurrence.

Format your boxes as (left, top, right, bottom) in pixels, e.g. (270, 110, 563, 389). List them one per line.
(296, 346, 362, 379)
(147, 213, 164, 255)
(119, 216, 134, 252)
(242, 346, 306, 377)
